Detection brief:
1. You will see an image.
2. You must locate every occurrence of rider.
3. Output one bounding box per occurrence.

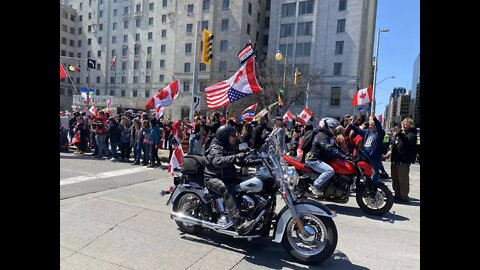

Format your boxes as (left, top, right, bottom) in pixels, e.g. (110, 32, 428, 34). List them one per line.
(204, 125, 258, 234)
(305, 117, 353, 195)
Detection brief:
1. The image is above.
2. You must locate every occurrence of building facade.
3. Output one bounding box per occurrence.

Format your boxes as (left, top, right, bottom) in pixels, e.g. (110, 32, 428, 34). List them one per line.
(267, 0, 377, 119)
(411, 53, 420, 127)
(61, 0, 267, 119)
(384, 87, 412, 129)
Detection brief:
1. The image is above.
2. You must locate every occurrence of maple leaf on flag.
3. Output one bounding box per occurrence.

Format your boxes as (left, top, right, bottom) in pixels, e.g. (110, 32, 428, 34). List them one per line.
(360, 92, 367, 99)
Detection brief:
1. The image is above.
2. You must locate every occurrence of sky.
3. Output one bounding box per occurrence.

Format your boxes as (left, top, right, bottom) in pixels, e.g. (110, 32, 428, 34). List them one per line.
(373, 0, 420, 116)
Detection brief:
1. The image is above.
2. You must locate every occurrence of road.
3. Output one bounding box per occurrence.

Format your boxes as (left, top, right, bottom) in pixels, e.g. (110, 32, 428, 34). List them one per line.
(60, 151, 420, 269)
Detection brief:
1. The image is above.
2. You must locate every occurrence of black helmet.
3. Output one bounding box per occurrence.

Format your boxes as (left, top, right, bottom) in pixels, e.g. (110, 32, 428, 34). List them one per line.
(215, 125, 237, 144)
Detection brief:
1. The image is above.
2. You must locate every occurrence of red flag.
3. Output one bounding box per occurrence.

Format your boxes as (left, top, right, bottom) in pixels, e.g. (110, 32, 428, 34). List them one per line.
(60, 62, 67, 80)
(155, 106, 165, 120)
(296, 107, 313, 125)
(205, 58, 262, 110)
(168, 146, 184, 175)
(145, 80, 180, 109)
(240, 103, 257, 122)
(171, 120, 183, 144)
(352, 86, 373, 106)
(378, 114, 383, 123)
(283, 111, 294, 122)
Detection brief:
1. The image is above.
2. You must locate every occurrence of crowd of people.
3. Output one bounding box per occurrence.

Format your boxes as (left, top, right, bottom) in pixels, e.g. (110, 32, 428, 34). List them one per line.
(60, 108, 418, 202)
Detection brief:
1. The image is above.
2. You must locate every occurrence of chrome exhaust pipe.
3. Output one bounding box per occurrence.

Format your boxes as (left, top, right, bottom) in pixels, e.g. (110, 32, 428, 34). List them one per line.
(171, 212, 233, 230)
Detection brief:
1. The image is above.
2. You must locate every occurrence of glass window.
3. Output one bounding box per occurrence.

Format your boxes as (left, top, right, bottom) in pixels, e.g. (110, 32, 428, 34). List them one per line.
(187, 23, 193, 33)
(146, 60, 152, 69)
(184, 81, 191, 92)
(247, 23, 251, 34)
(112, 36, 117, 43)
(121, 90, 126, 97)
(147, 46, 152, 54)
(299, 0, 314, 15)
(220, 40, 228, 51)
(219, 61, 227, 72)
(136, 19, 141, 27)
(280, 23, 294, 37)
(135, 33, 140, 41)
(339, 0, 347, 11)
(148, 32, 153, 40)
(265, 17, 270, 28)
(200, 63, 206, 71)
(150, 3, 154, 10)
(98, 37, 102, 44)
(281, 3, 296, 17)
(337, 19, 346, 33)
(297, 22, 313, 36)
(145, 89, 150, 97)
(279, 44, 293, 57)
(160, 60, 165, 68)
(149, 17, 154, 25)
(335, 41, 344, 54)
(333, 62, 342, 75)
(330, 87, 341, 106)
(162, 29, 167, 37)
(188, 4, 194, 13)
(124, 21, 129, 29)
(221, 19, 229, 31)
(223, 0, 230, 10)
(203, 0, 210, 11)
(163, 0, 167, 7)
(159, 75, 165, 82)
(202, 20, 209, 30)
(162, 14, 166, 23)
(133, 89, 138, 97)
(248, 3, 252, 14)
(161, 45, 166, 53)
(185, 43, 192, 53)
(184, 63, 191, 72)
(295, 42, 311, 57)
(113, 23, 117, 30)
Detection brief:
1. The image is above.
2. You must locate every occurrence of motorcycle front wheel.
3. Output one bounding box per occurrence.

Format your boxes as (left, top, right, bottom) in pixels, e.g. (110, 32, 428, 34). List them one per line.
(282, 214, 337, 265)
(173, 192, 203, 234)
(356, 183, 394, 215)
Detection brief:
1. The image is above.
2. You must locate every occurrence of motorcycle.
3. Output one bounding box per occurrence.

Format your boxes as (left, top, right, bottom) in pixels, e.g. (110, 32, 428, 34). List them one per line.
(165, 139, 338, 264)
(283, 150, 394, 216)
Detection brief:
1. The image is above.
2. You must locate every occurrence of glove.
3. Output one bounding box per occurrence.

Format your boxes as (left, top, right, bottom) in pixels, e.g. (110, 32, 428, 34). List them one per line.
(236, 152, 247, 161)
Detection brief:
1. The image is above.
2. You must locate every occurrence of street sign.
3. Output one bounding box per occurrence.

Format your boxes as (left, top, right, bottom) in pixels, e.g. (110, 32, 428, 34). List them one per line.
(73, 95, 114, 106)
(358, 107, 371, 111)
(193, 95, 201, 111)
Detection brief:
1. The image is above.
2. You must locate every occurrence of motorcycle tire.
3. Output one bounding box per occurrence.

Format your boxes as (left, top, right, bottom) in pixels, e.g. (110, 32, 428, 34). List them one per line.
(173, 192, 203, 234)
(282, 214, 337, 265)
(356, 183, 394, 215)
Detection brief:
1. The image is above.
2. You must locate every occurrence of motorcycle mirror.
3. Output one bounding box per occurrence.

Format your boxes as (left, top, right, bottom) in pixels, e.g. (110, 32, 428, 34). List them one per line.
(238, 142, 249, 151)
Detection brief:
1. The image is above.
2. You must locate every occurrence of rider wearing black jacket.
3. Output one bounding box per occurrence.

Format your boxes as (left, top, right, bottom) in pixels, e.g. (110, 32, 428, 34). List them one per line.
(204, 125, 259, 233)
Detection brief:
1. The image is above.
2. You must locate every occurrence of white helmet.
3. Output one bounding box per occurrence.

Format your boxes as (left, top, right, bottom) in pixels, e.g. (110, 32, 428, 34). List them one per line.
(319, 117, 341, 131)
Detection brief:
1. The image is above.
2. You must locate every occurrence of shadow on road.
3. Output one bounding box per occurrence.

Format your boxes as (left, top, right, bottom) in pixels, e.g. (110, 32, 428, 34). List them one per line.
(395, 198, 420, 207)
(179, 230, 369, 269)
(324, 204, 410, 222)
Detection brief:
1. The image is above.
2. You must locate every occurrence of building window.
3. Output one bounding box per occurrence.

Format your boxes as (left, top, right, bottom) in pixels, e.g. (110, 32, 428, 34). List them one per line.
(136, 3, 141, 12)
(99, 10, 103, 18)
(70, 27, 75, 34)
(159, 75, 165, 82)
(184, 63, 191, 72)
(335, 41, 344, 54)
(95, 89, 99, 95)
(221, 19, 229, 31)
(163, 0, 167, 7)
(256, 31, 259, 41)
(122, 62, 127, 70)
(124, 21, 129, 29)
(134, 47, 140, 55)
(89, 0, 92, 6)
(160, 60, 165, 69)
(96, 76, 101, 83)
(202, 20, 209, 30)
(122, 47, 128, 56)
(78, 52, 82, 58)
(63, 11, 68, 19)
(121, 90, 126, 97)
(185, 43, 192, 54)
(146, 60, 152, 69)
(112, 36, 117, 44)
(247, 23, 251, 34)
(97, 63, 101, 70)
(78, 27, 82, 34)
(297, 22, 313, 36)
(339, 0, 347, 11)
(113, 23, 117, 30)
(162, 29, 167, 37)
(295, 42, 311, 57)
(112, 49, 116, 56)
(199, 63, 206, 71)
(147, 46, 152, 54)
(97, 50, 102, 57)
(114, 9, 117, 16)
(299, 0, 314, 15)
(99, 24, 103, 31)
(265, 17, 270, 28)
(333, 62, 342, 76)
(184, 81, 191, 92)
(219, 61, 227, 72)
(62, 24, 67, 32)
(124, 35, 128, 42)
(203, 0, 210, 11)
(124, 7, 129, 14)
(122, 76, 126, 83)
(61, 37, 67, 45)
(186, 23, 193, 33)
(220, 40, 228, 51)
(200, 81, 207, 92)
(281, 3, 296, 17)
(110, 77, 115, 84)
(150, 3, 154, 10)
(248, 3, 252, 14)
(135, 33, 140, 41)
(98, 37, 103, 44)
(279, 44, 293, 57)
(133, 89, 138, 97)
(110, 90, 115, 96)
(70, 14, 76, 21)
(223, 0, 230, 10)
(263, 35, 269, 46)
(162, 14, 167, 23)
(149, 17, 153, 25)
(87, 51, 91, 57)
(145, 89, 151, 97)
(161, 44, 166, 53)
(69, 52, 74, 57)
(187, 4, 194, 13)
(330, 87, 341, 106)
(133, 76, 139, 83)
(280, 23, 294, 37)
(147, 32, 153, 40)
(146, 76, 151, 84)
(70, 39, 75, 47)
(136, 19, 141, 27)
(88, 12, 92, 19)
(337, 19, 346, 33)
(79, 15, 82, 21)
(134, 60, 139, 70)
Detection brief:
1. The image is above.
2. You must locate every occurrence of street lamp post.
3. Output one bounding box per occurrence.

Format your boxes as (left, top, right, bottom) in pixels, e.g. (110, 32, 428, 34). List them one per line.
(372, 28, 389, 112)
(376, 76, 395, 86)
(275, 50, 287, 116)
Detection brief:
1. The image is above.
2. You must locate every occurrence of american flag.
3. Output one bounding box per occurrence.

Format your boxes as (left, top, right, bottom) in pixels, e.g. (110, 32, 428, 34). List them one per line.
(205, 58, 261, 110)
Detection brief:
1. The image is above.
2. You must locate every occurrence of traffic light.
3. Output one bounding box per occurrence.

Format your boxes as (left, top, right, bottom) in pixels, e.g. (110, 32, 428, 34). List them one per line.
(202, 29, 214, 65)
(294, 68, 302, 86)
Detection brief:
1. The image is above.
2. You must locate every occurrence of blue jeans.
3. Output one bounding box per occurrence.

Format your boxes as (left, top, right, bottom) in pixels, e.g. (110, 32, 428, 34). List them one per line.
(142, 144, 151, 164)
(134, 143, 142, 162)
(189, 137, 196, 154)
(95, 134, 108, 158)
(371, 159, 382, 183)
(305, 160, 335, 188)
(110, 141, 120, 159)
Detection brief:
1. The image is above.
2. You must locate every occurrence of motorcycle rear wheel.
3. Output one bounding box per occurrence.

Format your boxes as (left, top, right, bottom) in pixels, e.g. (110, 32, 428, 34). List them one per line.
(356, 184, 394, 215)
(173, 193, 203, 234)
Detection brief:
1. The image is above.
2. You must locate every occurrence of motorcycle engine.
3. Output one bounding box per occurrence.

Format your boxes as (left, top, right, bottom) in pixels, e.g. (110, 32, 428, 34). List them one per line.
(241, 195, 256, 210)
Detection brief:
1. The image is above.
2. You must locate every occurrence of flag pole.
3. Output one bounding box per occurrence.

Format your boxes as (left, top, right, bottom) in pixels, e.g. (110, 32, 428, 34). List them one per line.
(60, 58, 79, 95)
(190, 20, 201, 121)
(113, 56, 116, 97)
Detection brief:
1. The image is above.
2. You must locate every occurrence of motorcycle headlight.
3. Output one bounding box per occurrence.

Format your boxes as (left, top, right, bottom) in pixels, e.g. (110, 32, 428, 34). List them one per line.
(285, 169, 299, 188)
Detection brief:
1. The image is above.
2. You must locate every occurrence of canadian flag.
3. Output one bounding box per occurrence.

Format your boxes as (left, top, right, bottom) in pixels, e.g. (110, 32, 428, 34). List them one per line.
(171, 120, 183, 145)
(378, 114, 383, 123)
(296, 107, 313, 125)
(352, 86, 373, 106)
(155, 106, 165, 120)
(168, 146, 184, 175)
(88, 105, 98, 116)
(145, 80, 180, 109)
(111, 55, 116, 69)
(60, 62, 67, 80)
(283, 111, 294, 122)
(106, 99, 112, 107)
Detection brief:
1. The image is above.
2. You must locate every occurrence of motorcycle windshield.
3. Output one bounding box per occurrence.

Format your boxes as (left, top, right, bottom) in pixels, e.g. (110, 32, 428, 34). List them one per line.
(259, 138, 285, 184)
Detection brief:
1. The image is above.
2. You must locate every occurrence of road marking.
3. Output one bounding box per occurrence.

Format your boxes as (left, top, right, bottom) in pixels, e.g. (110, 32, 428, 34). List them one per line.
(60, 168, 90, 174)
(60, 167, 149, 186)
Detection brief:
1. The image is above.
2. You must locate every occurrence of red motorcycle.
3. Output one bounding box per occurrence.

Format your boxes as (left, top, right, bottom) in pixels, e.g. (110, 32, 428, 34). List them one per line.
(283, 151, 394, 215)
